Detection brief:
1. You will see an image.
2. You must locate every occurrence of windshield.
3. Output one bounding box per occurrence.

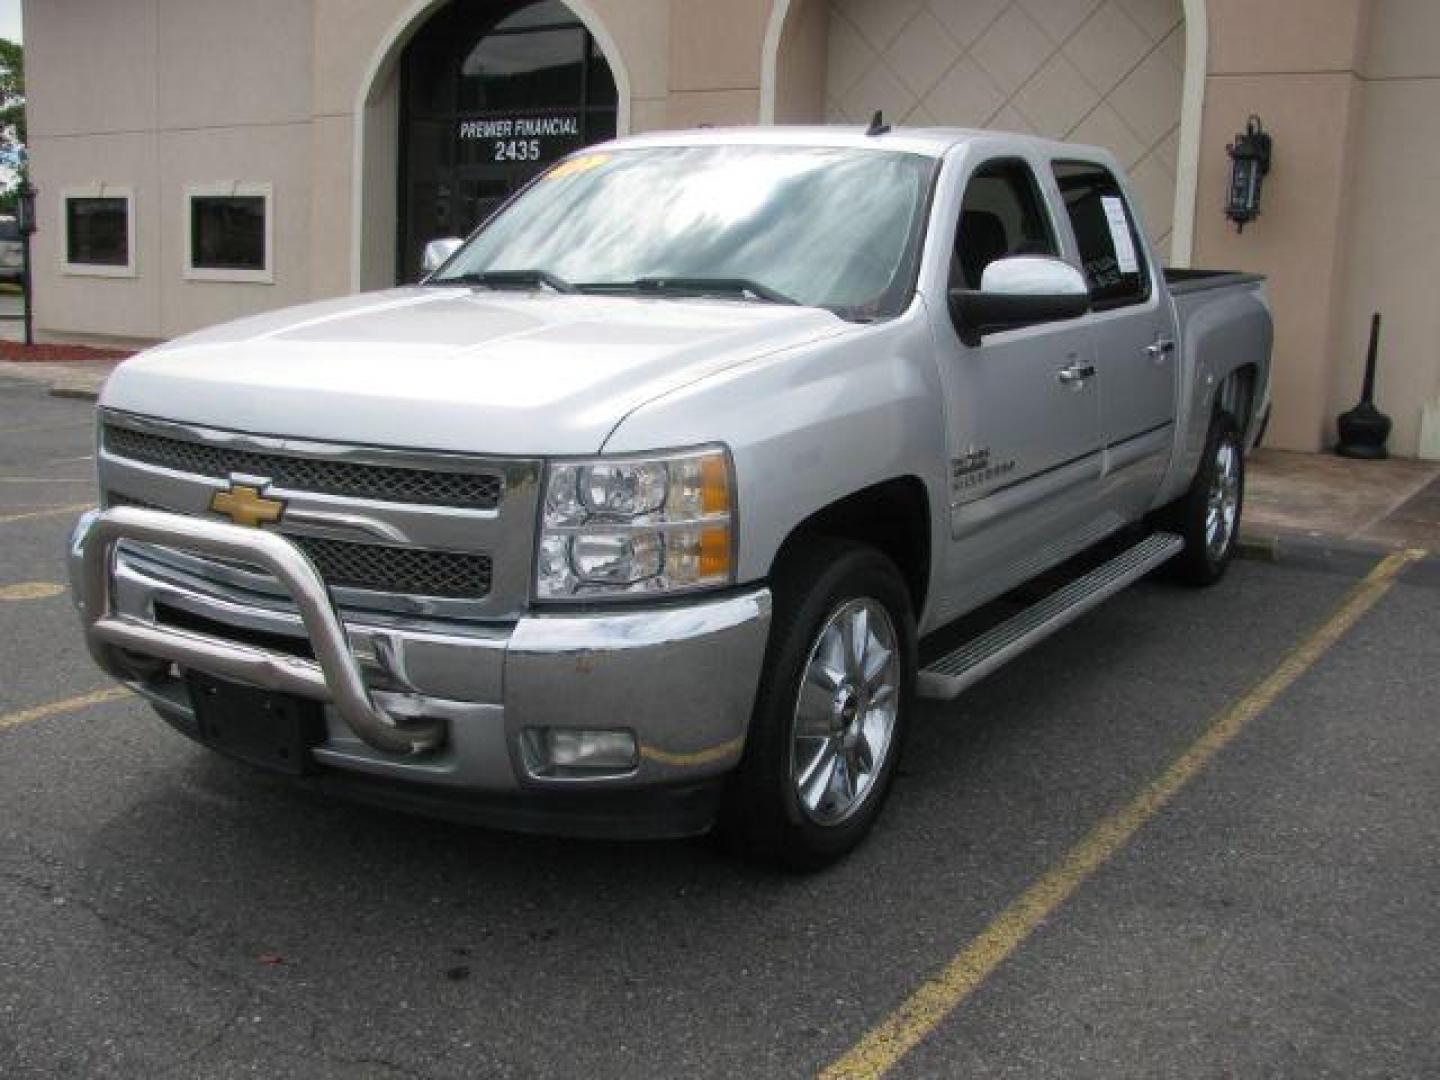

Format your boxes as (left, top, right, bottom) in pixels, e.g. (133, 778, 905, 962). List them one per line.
(432, 144, 937, 320)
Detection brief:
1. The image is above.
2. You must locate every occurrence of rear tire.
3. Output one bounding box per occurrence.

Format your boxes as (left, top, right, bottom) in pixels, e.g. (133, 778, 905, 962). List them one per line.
(1160, 409, 1245, 586)
(720, 537, 916, 871)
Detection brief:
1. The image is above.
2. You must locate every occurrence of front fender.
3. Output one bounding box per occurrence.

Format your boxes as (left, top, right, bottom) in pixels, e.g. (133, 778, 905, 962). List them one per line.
(600, 306, 950, 613)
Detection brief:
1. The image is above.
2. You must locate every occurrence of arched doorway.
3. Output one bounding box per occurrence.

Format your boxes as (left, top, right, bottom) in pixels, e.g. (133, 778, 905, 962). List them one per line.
(395, 0, 620, 281)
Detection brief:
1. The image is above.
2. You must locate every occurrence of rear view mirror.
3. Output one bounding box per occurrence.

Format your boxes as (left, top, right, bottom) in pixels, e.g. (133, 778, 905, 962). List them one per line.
(949, 256, 1091, 347)
(421, 237, 464, 277)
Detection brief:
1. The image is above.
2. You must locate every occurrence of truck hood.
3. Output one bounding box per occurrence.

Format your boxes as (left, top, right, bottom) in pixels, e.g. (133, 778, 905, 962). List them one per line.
(102, 287, 848, 455)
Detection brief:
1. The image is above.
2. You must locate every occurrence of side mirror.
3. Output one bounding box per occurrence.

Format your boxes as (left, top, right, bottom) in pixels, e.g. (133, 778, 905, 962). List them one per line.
(421, 237, 464, 277)
(949, 256, 1091, 347)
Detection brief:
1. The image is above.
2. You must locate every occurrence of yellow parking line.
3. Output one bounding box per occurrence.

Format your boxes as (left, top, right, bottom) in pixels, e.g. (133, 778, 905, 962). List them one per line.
(821, 547, 1427, 1080)
(0, 686, 132, 734)
(0, 581, 67, 601)
(0, 503, 94, 526)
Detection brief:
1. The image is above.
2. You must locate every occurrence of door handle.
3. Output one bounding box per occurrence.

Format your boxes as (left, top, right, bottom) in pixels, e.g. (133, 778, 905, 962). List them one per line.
(1146, 338, 1176, 360)
(1057, 361, 1097, 386)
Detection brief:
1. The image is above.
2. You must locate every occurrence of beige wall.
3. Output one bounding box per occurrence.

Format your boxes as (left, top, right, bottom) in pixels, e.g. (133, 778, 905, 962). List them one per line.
(773, 0, 828, 123)
(26, 0, 318, 342)
(1189, 0, 1440, 457)
(1331, 0, 1440, 458)
(1191, 0, 1371, 454)
(815, 0, 1186, 256)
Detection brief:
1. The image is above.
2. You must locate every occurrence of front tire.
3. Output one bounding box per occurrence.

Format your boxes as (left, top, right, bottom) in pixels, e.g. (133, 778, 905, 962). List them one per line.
(1162, 409, 1245, 586)
(721, 538, 916, 870)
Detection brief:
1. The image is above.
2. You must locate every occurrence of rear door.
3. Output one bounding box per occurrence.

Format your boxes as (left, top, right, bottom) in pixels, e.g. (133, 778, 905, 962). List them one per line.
(930, 156, 1106, 617)
(1049, 161, 1177, 516)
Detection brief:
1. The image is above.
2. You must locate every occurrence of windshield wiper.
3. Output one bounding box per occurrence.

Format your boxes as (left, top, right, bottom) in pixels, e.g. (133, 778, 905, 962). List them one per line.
(437, 269, 577, 294)
(581, 276, 799, 306)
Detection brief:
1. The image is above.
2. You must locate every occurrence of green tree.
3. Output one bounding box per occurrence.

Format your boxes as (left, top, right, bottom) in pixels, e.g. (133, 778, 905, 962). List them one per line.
(0, 39, 24, 215)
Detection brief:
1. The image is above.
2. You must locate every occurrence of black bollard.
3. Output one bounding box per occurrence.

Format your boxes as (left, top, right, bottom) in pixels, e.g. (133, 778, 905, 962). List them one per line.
(1335, 312, 1392, 460)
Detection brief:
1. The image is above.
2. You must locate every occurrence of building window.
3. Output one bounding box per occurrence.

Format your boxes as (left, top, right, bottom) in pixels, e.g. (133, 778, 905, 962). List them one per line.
(184, 183, 273, 283)
(61, 185, 136, 277)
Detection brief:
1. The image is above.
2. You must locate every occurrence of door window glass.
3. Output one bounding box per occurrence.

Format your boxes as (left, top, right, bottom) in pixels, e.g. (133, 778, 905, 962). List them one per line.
(458, 28, 585, 112)
(399, 0, 618, 282)
(1052, 161, 1150, 308)
(952, 159, 1057, 290)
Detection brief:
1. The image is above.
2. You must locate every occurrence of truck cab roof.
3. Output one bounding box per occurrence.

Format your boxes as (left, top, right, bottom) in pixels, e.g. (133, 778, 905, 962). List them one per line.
(592, 124, 1115, 165)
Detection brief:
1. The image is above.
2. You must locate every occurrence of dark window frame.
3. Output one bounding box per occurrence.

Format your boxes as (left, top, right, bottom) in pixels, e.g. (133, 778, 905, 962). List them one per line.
(1050, 159, 1153, 311)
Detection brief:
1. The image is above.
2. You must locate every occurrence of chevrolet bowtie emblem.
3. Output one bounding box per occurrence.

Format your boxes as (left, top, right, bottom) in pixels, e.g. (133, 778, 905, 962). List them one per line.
(210, 483, 285, 528)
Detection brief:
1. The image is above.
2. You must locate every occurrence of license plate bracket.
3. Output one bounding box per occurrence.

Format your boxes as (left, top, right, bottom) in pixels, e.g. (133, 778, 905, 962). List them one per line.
(186, 671, 326, 776)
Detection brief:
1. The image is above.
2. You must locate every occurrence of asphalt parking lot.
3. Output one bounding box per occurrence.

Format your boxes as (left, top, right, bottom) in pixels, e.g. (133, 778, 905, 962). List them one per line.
(2, 374, 1437, 1079)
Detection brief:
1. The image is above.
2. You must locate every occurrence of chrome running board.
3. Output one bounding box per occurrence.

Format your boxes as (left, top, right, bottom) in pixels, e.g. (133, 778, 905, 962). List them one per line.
(917, 532, 1184, 701)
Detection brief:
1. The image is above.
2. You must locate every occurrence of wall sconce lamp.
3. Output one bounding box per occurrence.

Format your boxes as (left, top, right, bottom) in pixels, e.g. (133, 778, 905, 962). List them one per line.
(1224, 115, 1272, 233)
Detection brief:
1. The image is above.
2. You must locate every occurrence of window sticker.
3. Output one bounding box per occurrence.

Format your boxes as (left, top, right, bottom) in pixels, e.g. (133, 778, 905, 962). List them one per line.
(543, 153, 611, 181)
(1100, 195, 1139, 274)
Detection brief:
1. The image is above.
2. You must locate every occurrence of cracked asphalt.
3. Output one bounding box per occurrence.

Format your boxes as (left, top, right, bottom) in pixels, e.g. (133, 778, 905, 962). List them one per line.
(2, 375, 1437, 1078)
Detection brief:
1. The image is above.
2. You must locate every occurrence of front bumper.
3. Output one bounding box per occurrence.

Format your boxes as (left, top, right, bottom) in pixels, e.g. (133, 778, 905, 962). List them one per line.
(69, 507, 771, 836)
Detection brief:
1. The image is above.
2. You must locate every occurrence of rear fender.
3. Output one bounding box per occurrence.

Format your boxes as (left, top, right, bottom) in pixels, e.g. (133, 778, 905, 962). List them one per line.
(1154, 284, 1272, 508)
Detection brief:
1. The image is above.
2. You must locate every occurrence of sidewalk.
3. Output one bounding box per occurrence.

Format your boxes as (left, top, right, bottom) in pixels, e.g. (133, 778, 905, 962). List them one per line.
(0, 358, 120, 400)
(2, 352, 1436, 557)
(1244, 448, 1439, 554)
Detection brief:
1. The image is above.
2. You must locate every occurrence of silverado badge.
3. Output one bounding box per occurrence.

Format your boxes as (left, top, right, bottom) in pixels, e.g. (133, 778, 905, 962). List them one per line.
(210, 482, 285, 528)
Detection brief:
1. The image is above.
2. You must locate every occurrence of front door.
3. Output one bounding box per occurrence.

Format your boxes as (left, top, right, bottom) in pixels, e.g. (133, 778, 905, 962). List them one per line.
(399, 0, 619, 282)
(931, 157, 1107, 619)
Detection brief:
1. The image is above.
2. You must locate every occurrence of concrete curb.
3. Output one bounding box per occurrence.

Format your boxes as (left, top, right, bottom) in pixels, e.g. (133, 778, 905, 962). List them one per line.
(1238, 529, 1435, 574)
(49, 385, 102, 402)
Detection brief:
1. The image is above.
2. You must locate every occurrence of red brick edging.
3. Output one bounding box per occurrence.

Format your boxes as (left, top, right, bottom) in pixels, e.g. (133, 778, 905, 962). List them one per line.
(0, 342, 134, 364)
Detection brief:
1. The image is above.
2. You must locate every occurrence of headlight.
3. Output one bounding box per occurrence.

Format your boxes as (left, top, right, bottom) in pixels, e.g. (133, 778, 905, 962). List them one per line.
(536, 447, 735, 600)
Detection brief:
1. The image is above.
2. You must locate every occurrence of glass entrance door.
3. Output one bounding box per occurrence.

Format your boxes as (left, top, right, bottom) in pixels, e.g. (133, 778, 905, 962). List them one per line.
(399, 0, 618, 282)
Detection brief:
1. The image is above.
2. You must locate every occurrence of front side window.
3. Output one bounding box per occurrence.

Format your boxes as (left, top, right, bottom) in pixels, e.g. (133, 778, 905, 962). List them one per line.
(64, 193, 132, 274)
(1051, 161, 1150, 308)
(433, 145, 939, 321)
(952, 159, 1057, 290)
(185, 185, 272, 283)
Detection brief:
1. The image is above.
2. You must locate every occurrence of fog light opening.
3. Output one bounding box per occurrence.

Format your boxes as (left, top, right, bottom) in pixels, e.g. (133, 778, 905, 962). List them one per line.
(524, 727, 639, 777)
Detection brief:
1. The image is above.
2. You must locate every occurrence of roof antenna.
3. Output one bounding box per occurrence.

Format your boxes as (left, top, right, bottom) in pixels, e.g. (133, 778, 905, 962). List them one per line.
(866, 110, 890, 137)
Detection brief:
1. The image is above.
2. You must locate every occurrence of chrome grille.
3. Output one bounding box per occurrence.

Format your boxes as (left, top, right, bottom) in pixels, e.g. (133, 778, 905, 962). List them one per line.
(98, 411, 542, 620)
(289, 534, 491, 599)
(104, 424, 503, 510)
(108, 494, 492, 601)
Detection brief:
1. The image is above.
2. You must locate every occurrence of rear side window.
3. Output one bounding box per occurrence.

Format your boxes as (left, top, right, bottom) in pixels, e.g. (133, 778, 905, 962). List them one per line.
(952, 159, 1057, 290)
(1051, 161, 1149, 308)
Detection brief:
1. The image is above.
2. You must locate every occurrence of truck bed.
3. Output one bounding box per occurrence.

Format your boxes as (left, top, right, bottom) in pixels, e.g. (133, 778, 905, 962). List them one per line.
(1164, 267, 1266, 296)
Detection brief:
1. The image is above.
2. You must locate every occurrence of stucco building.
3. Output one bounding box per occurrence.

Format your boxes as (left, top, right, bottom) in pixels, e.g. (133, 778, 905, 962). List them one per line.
(23, 0, 1440, 456)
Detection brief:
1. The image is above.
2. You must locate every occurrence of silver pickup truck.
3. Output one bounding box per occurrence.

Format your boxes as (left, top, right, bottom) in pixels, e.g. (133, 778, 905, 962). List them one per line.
(68, 127, 1271, 867)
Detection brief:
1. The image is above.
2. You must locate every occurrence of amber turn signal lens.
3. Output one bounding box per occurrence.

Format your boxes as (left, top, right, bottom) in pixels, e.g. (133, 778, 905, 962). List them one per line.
(699, 526, 731, 578)
(700, 454, 730, 516)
